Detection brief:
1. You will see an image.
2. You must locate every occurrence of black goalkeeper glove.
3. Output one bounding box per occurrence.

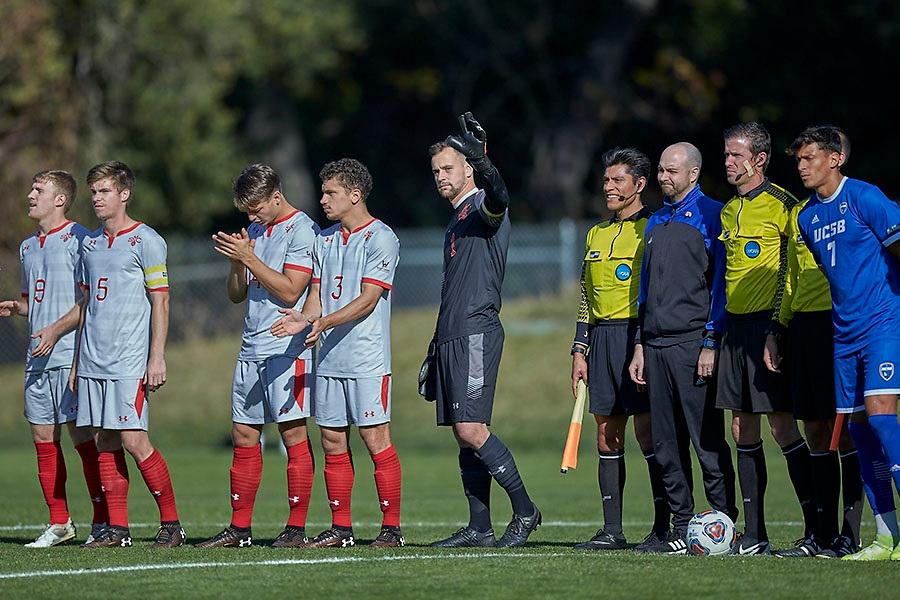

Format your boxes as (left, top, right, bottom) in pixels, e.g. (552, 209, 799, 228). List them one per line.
(446, 112, 490, 172)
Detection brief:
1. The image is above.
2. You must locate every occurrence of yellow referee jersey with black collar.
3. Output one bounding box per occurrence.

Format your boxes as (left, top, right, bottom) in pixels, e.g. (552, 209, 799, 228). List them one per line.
(776, 197, 832, 326)
(577, 207, 650, 323)
(719, 180, 798, 315)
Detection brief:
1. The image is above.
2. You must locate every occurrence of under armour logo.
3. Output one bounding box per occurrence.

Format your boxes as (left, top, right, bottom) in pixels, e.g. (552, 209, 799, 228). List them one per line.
(330, 499, 340, 506)
(381, 500, 390, 506)
(100, 486, 106, 493)
(891, 465, 900, 473)
(239, 537, 252, 547)
(232, 493, 240, 501)
(289, 496, 300, 504)
(341, 538, 354, 547)
(152, 490, 162, 496)
(492, 465, 507, 475)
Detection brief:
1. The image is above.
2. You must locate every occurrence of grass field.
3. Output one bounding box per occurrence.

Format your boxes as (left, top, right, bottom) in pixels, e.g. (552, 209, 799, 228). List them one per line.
(1, 292, 899, 598)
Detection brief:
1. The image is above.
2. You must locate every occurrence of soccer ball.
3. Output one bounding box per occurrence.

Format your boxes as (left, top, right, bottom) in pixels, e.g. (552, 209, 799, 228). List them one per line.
(686, 509, 735, 556)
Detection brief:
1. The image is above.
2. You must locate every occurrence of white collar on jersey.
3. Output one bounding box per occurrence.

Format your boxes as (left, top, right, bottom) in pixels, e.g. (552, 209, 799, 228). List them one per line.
(817, 176, 848, 204)
(452, 187, 480, 210)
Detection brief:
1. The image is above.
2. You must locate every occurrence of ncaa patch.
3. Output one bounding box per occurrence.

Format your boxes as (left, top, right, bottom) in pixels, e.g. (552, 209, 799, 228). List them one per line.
(615, 264, 632, 281)
(839, 201, 848, 214)
(880, 362, 895, 382)
(743, 240, 761, 259)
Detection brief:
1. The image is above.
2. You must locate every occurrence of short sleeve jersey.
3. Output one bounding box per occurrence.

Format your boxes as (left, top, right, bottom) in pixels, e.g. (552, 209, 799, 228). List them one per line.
(313, 219, 399, 377)
(776, 199, 832, 326)
(719, 181, 797, 315)
(797, 177, 900, 350)
(19, 221, 90, 372)
(436, 188, 510, 343)
(239, 210, 319, 361)
(78, 222, 169, 378)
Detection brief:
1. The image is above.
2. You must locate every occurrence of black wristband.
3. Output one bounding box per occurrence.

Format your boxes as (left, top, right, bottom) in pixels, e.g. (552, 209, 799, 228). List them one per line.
(573, 321, 591, 348)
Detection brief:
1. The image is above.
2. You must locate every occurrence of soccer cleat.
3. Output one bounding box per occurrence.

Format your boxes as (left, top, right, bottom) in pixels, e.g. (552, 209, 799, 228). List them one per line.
(774, 535, 822, 558)
(152, 521, 187, 548)
(430, 527, 496, 548)
(816, 535, 859, 558)
(634, 530, 668, 552)
(497, 505, 542, 548)
(24, 521, 76, 548)
(85, 522, 108, 545)
(729, 534, 771, 556)
(574, 528, 627, 550)
(634, 528, 687, 554)
(194, 526, 253, 548)
(271, 526, 309, 548)
(82, 525, 133, 548)
(370, 526, 405, 548)
(842, 534, 895, 561)
(302, 527, 355, 548)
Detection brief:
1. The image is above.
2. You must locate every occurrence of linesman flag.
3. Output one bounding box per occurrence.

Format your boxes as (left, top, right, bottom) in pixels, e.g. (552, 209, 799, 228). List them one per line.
(560, 380, 587, 473)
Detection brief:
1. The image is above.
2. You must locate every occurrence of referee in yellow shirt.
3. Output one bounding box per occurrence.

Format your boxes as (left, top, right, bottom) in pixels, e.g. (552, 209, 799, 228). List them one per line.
(715, 122, 814, 555)
(571, 148, 669, 550)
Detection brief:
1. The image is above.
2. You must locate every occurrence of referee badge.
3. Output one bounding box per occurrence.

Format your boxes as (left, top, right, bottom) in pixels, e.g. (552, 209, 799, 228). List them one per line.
(615, 264, 632, 281)
(879, 362, 895, 382)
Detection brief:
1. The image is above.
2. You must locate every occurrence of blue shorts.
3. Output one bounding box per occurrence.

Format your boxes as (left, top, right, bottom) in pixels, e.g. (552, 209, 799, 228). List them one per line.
(834, 338, 900, 413)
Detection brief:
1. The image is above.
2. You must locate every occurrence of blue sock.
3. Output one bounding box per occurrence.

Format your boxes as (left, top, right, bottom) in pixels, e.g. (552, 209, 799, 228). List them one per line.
(868, 414, 900, 494)
(847, 420, 896, 516)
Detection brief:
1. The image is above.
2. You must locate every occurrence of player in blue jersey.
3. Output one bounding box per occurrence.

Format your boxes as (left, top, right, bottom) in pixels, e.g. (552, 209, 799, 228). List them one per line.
(1, 170, 108, 547)
(791, 126, 900, 560)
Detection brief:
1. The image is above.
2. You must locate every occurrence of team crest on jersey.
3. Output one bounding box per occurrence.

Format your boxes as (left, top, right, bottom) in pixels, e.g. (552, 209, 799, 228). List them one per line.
(880, 362, 895, 382)
(839, 201, 848, 215)
(377, 259, 391, 271)
(457, 203, 472, 221)
(128, 235, 142, 246)
(743, 240, 761, 258)
(684, 211, 693, 218)
(61, 232, 73, 242)
(22, 244, 30, 252)
(324, 236, 333, 244)
(284, 223, 295, 233)
(87, 239, 97, 248)
(364, 230, 374, 242)
(615, 264, 632, 281)
(589, 251, 601, 259)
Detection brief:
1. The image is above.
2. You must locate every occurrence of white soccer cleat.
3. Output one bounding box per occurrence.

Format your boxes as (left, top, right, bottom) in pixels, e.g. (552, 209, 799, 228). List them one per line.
(24, 521, 76, 548)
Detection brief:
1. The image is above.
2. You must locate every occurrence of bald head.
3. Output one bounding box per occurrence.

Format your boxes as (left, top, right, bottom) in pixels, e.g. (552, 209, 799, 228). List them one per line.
(658, 142, 702, 201)
(662, 142, 702, 170)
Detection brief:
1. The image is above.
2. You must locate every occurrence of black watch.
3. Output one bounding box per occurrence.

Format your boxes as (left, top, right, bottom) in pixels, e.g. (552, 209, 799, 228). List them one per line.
(571, 344, 587, 356)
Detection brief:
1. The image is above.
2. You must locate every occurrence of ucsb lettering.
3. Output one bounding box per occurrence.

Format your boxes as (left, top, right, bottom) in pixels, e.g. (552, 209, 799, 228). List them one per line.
(813, 219, 846, 243)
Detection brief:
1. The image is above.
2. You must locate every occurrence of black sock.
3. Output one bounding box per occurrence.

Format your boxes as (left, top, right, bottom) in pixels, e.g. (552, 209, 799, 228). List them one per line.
(809, 451, 840, 542)
(598, 450, 625, 535)
(475, 434, 533, 516)
(839, 449, 863, 545)
(459, 448, 492, 532)
(644, 451, 670, 534)
(782, 439, 816, 537)
(737, 442, 767, 541)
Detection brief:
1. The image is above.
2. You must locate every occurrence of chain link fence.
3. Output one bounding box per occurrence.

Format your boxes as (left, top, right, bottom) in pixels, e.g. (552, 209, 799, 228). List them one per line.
(1, 220, 590, 365)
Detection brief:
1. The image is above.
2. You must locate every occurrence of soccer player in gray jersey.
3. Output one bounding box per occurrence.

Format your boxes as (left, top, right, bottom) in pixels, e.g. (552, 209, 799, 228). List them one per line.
(196, 164, 319, 549)
(273, 159, 403, 548)
(427, 112, 540, 548)
(1, 170, 108, 547)
(72, 161, 183, 548)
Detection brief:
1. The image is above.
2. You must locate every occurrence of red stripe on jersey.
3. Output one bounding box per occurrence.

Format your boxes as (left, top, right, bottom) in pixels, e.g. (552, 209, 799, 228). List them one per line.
(267, 210, 300, 237)
(104, 222, 143, 247)
(284, 264, 313, 273)
(37, 220, 73, 248)
(381, 375, 390, 413)
(148, 287, 169, 293)
(311, 277, 321, 284)
(293, 359, 306, 411)
(134, 383, 146, 419)
(361, 277, 392, 290)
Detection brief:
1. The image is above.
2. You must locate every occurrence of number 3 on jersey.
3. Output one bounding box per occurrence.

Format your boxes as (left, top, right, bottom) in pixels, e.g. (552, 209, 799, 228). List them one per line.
(826, 240, 836, 267)
(331, 275, 343, 300)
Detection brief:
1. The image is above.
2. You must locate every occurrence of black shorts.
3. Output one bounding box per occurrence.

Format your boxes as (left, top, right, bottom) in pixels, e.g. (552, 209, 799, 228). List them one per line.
(716, 311, 790, 414)
(435, 328, 504, 426)
(587, 320, 648, 416)
(788, 311, 836, 421)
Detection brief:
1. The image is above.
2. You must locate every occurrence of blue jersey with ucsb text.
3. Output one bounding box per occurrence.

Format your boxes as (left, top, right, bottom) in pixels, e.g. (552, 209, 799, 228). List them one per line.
(797, 177, 900, 350)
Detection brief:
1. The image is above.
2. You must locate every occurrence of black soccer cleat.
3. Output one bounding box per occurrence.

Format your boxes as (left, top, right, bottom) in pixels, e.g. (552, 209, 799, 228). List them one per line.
(634, 528, 687, 554)
(634, 529, 668, 552)
(152, 521, 187, 548)
(497, 505, 542, 548)
(729, 533, 771, 556)
(816, 534, 860, 558)
(194, 526, 253, 548)
(302, 526, 355, 548)
(82, 525, 133, 548)
(430, 527, 496, 548)
(370, 526, 405, 548)
(773, 534, 822, 558)
(271, 526, 309, 548)
(574, 528, 627, 550)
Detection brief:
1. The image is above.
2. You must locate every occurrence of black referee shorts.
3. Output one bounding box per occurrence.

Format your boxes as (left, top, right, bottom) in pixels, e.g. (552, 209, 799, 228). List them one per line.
(715, 311, 790, 414)
(435, 328, 504, 426)
(788, 310, 836, 421)
(587, 320, 648, 416)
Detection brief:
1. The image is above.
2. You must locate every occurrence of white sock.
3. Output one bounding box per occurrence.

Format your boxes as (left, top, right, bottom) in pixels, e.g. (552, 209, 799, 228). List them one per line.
(873, 511, 899, 543)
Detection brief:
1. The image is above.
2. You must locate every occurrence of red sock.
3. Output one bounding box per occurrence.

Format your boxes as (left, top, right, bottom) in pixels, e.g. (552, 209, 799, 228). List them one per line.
(286, 439, 314, 528)
(137, 449, 179, 523)
(372, 445, 402, 527)
(324, 452, 354, 528)
(74, 440, 108, 525)
(35, 441, 69, 524)
(230, 445, 262, 529)
(98, 449, 130, 528)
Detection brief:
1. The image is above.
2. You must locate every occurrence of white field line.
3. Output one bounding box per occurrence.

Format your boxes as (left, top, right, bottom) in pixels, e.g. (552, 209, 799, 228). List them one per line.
(0, 552, 571, 580)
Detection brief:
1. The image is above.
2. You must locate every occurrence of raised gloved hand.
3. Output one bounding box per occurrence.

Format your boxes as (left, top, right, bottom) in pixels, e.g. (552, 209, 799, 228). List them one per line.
(446, 112, 490, 172)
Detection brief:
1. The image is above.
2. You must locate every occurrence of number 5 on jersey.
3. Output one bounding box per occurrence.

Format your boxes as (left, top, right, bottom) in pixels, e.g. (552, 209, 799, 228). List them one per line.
(96, 277, 109, 301)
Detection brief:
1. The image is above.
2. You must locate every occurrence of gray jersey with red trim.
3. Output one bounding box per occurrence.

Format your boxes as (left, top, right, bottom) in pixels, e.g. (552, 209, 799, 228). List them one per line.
(240, 210, 319, 360)
(313, 219, 399, 377)
(78, 222, 168, 378)
(19, 221, 90, 372)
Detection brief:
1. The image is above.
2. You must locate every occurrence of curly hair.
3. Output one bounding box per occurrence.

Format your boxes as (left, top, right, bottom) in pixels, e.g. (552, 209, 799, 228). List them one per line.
(319, 158, 373, 200)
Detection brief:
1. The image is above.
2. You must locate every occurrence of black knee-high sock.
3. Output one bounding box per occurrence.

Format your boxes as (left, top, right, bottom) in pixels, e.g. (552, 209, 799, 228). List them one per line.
(598, 450, 625, 535)
(475, 435, 533, 516)
(737, 442, 767, 541)
(782, 439, 816, 537)
(809, 451, 840, 542)
(459, 448, 492, 532)
(643, 451, 670, 535)
(839, 449, 863, 545)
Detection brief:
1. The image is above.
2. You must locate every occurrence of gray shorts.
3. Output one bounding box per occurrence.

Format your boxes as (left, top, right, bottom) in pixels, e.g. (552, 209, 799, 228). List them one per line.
(315, 375, 392, 428)
(76, 377, 149, 430)
(232, 356, 314, 425)
(24, 368, 78, 425)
